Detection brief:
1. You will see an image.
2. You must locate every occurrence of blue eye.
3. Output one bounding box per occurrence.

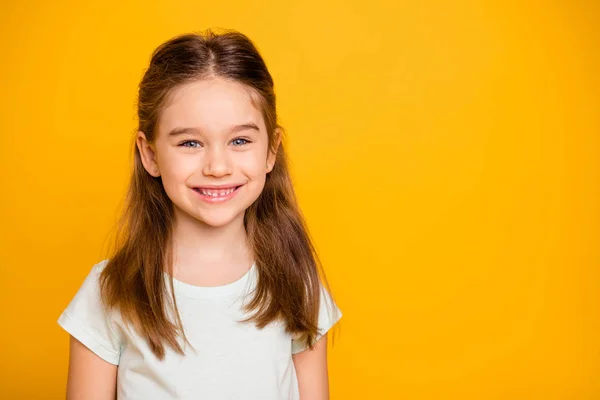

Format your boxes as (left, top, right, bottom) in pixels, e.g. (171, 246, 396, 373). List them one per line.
(179, 140, 201, 148)
(232, 138, 251, 146)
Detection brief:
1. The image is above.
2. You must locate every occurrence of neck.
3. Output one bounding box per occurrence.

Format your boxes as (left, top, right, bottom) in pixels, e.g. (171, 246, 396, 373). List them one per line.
(170, 207, 252, 272)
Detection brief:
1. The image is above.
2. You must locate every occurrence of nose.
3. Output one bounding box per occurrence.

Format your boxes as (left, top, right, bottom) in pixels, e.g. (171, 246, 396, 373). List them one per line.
(202, 145, 232, 177)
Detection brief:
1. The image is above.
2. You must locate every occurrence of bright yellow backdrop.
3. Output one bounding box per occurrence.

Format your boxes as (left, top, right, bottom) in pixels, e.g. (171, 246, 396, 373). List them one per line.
(1, 0, 598, 398)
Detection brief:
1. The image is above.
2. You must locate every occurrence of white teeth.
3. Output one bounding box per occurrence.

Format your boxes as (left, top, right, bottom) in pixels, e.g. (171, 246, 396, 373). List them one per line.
(199, 187, 236, 196)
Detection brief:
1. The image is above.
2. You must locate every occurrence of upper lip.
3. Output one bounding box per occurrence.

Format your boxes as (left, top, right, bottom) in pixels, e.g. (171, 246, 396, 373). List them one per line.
(194, 184, 243, 190)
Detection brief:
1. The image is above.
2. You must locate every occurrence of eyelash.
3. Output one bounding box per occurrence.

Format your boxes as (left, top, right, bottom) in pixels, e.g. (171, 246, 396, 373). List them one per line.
(178, 138, 252, 148)
(231, 138, 251, 146)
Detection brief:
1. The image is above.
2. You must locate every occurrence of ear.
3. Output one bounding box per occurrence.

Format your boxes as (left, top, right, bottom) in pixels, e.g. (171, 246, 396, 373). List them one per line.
(136, 131, 161, 177)
(266, 128, 282, 173)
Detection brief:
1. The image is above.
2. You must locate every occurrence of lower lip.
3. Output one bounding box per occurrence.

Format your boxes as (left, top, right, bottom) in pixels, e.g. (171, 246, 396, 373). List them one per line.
(193, 186, 242, 203)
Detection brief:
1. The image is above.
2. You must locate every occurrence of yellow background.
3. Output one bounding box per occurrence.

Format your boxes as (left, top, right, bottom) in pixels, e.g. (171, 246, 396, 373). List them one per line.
(1, 0, 598, 398)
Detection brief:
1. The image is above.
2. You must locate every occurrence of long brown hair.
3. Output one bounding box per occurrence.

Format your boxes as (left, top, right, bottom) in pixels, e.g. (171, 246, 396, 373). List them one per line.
(100, 29, 338, 360)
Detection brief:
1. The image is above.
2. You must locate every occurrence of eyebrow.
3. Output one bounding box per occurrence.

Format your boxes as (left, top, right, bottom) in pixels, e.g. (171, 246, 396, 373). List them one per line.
(167, 123, 260, 137)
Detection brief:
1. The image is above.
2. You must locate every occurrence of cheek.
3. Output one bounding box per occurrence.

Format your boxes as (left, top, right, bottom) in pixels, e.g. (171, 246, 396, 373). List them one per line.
(237, 150, 268, 174)
(160, 153, 197, 184)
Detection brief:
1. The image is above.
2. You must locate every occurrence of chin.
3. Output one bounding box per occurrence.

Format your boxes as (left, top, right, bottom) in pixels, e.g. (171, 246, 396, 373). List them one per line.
(195, 211, 245, 229)
(171, 202, 243, 229)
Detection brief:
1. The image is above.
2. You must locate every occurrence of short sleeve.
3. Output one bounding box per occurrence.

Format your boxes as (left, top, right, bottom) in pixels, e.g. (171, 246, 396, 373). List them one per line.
(291, 283, 342, 354)
(57, 260, 122, 365)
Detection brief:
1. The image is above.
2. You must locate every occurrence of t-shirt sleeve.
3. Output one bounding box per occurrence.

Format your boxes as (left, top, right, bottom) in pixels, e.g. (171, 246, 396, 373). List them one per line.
(57, 260, 122, 365)
(291, 283, 342, 354)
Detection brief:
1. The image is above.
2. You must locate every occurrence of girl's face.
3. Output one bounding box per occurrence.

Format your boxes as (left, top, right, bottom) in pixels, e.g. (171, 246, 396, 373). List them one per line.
(137, 77, 278, 229)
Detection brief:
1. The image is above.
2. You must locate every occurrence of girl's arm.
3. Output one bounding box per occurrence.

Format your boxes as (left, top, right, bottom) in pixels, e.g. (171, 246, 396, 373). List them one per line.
(292, 333, 330, 400)
(66, 335, 118, 400)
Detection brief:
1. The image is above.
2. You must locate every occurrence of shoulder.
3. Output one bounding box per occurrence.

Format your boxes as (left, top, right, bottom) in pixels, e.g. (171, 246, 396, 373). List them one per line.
(91, 259, 110, 277)
(316, 282, 343, 329)
(291, 282, 342, 354)
(57, 259, 122, 365)
(67, 259, 110, 303)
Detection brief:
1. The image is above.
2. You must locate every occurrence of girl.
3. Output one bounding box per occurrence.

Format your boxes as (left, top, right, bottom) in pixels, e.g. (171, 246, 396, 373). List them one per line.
(57, 30, 342, 400)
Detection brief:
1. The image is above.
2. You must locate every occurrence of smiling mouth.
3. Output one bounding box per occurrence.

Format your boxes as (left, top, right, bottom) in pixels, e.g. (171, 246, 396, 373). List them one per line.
(193, 185, 242, 197)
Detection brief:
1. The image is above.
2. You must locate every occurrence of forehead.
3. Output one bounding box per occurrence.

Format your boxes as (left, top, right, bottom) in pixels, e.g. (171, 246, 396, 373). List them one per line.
(158, 77, 266, 136)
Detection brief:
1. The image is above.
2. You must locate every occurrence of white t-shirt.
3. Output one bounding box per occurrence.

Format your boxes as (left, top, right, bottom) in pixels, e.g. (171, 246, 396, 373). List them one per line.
(57, 260, 342, 400)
